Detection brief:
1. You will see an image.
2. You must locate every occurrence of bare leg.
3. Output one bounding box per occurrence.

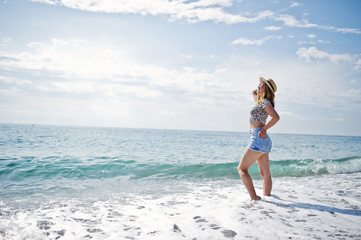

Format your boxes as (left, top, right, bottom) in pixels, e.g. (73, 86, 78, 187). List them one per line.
(257, 153, 272, 196)
(237, 148, 264, 200)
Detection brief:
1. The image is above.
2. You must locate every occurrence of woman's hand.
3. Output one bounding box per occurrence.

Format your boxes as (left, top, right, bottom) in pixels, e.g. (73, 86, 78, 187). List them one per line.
(252, 89, 258, 102)
(258, 129, 267, 139)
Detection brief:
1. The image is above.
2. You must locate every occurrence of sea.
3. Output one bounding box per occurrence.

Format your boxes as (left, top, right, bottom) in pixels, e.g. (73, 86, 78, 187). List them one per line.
(0, 123, 361, 240)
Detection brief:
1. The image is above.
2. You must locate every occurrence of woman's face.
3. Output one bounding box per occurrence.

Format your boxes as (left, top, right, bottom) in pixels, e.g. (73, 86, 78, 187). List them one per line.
(257, 82, 265, 95)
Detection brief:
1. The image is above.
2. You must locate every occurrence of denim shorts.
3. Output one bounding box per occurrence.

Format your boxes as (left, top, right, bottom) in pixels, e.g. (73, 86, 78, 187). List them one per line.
(247, 127, 272, 154)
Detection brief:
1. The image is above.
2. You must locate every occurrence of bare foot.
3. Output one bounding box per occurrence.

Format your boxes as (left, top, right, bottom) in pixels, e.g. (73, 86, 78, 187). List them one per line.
(263, 195, 272, 200)
(252, 195, 261, 201)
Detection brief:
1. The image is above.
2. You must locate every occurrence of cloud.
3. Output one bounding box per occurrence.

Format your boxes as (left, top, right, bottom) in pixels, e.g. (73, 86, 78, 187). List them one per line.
(0, 38, 241, 105)
(275, 14, 361, 34)
(321, 26, 361, 34)
(46, 81, 162, 100)
(181, 54, 193, 59)
(264, 26, 282, 31)
(31, 0, 57, 5)
(297, 46, 361, 72)
(307, 34, 316, 39)
(274, 14, 317, 28)
(289, 2, 301, 8)
(297, 46, 355, 64)
(29, 0, 361, 35)
(160, 110, 183, 116)
(30, 0, 274, 24)
(335, 28, 361, 34)
(353, 59, 361, 71)
(232, 35, 282, 46)
(0, 37, 12, 46)
(0, 37, 254, 130)
(297, 40, 331, 45)
(0, 75, 31, 85)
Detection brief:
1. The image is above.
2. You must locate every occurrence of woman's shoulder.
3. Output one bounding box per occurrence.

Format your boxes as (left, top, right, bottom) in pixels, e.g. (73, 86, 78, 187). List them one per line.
(260, 98, 272, 106)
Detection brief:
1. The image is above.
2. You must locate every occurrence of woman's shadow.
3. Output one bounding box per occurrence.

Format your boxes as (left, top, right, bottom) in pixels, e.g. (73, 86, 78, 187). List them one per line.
(264, 195, 361, 216)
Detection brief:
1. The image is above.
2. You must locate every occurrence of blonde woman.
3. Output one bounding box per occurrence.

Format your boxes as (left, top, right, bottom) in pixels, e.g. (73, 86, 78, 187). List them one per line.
(238, 77, 280, 200)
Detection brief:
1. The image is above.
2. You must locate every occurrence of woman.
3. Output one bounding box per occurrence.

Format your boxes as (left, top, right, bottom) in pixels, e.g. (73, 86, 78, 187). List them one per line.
(238, 77, 280, 200)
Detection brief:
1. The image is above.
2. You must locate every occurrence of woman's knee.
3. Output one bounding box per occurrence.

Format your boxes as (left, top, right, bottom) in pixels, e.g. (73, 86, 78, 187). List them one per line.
(237, 165, 248, 175)
(259, 169, 271, 180)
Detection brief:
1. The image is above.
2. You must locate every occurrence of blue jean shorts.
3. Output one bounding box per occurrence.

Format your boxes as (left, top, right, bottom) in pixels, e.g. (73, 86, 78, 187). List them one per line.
(247, 127, 272, 154)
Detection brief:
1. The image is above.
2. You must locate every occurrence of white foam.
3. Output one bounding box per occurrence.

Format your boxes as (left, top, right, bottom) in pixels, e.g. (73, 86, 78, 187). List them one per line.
(1, 173, 361, 239)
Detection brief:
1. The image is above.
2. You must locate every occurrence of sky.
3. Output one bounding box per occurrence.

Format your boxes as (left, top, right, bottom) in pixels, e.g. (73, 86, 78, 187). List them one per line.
(0, 0, 361, 136)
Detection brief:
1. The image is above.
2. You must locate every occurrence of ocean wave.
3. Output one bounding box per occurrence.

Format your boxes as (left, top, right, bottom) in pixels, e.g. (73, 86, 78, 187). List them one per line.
(268, 156, 361, 178)
(1, 156, 361, 181)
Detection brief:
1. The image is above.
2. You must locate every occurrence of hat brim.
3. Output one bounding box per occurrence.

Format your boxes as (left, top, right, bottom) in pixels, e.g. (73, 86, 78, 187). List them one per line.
(260, 77, 276, 93)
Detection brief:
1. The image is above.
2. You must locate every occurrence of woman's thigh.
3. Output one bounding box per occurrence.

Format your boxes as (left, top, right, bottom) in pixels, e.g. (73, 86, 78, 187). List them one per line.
(257, 153, 271, 177)
(239, 148, 265, 171)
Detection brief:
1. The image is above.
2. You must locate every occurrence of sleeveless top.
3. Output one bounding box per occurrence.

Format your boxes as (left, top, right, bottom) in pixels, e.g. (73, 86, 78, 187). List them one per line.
(249, 99, 271, 124)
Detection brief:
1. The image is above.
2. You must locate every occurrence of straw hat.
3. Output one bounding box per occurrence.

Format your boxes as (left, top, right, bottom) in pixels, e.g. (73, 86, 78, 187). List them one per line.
(260, 77, 277, 93)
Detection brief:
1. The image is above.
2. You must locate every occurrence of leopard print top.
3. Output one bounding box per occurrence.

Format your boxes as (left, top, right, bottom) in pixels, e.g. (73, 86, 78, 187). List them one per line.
(249, 99, 272, 124)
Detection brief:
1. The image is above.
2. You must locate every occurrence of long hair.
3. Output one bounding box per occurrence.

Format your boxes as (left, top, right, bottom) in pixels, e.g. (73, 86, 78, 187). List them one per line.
(257, 84, 275, 107)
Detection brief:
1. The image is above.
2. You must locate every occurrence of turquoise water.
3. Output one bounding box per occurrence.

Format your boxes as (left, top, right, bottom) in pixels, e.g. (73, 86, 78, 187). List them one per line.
(1, 124, 361, 201)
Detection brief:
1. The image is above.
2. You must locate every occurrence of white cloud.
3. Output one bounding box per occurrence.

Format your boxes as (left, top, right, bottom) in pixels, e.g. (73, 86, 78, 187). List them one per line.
(274, 14, 317, 28)
(232, 35, 281, 46)
(298, 39, 331, 45)
(51, 81, 95, 93)
(297, 46, 361, 72)
(102, 84, 163, 99)
(0, 75, 32, 86)
(31, 0, 57, 5)
(29, 0, 361, 35)
(307, 34, 316, 39)
(181, 54, 193, 59)
(275, 14, 361, 34)
(0, 38, 251, 131)
(297, 41, 314, 45)
(297, 47, 355, 64)
(335, 28, 361, 34)
(0, 38, 241, 104)
(354, 59, 361, 71)
(0, 39, 161, 83)
(30, 0, 274, 24)
(321, 26, 361, 34)
(183, 67, 195, 72)
(0, 37, 12, 46)
(160, 110, 183, 116)
(264, 26, 282, 31)
(278, 1, 301, 13)
(317, 40, 331, 44)
(290, 2, 301, 8)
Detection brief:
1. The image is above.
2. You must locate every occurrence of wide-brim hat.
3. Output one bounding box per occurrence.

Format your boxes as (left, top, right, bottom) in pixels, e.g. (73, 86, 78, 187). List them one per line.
(260, 77, 277, 93)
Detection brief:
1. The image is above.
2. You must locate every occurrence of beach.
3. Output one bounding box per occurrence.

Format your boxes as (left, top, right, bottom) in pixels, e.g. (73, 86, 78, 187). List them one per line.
(1, 174, 361, 239)
(1, 124, 361, 239)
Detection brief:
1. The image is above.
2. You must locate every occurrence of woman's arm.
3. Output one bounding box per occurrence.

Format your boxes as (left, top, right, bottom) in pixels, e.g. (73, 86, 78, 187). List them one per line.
(263, 105, 280, 131)
(258, 105, 280, 138)
(252, 89, 258, 102)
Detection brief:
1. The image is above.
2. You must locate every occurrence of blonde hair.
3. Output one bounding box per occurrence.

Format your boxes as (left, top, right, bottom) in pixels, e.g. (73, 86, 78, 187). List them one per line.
(257, 84, 275, 107)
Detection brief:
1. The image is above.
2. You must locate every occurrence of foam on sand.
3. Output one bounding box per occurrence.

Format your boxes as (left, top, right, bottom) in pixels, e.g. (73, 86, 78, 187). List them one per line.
(1, 173, 361, 240)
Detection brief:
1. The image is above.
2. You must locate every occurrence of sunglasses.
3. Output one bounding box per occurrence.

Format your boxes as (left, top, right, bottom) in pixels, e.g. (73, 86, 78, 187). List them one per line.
(258, 83, 264, 88)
